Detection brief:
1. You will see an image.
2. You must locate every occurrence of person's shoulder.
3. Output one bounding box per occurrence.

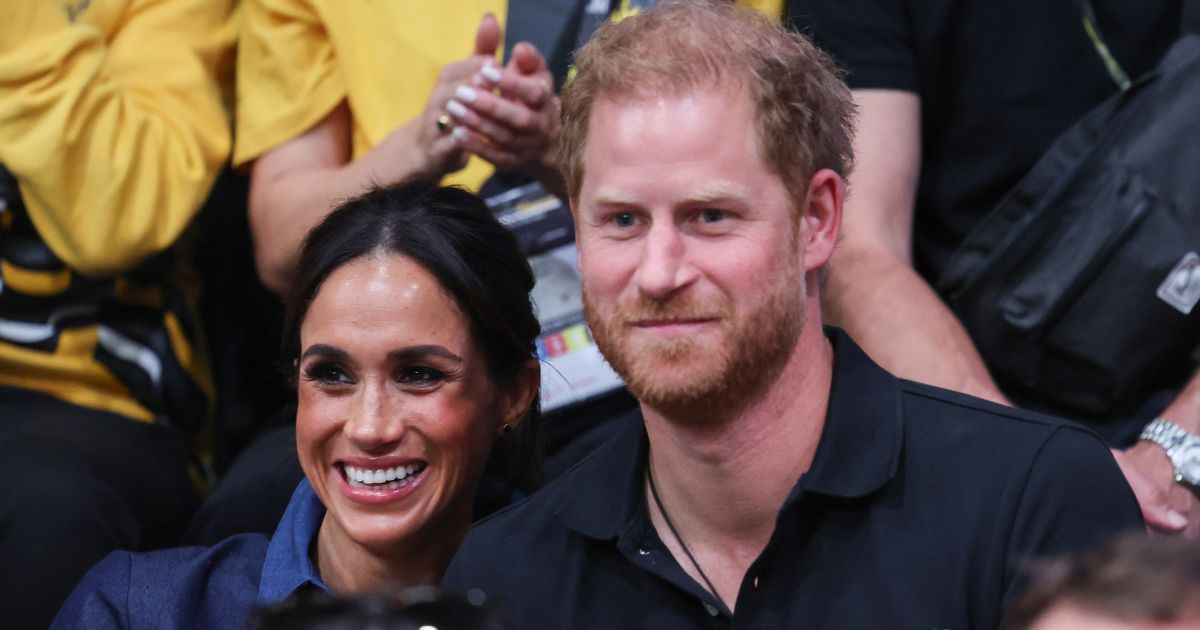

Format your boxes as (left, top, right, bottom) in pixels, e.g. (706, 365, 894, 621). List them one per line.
(128, 532, 271, 580)
(446, 420, 638, 590)
(468, 442, 602, 541)
(52, 534, 271, 629)
(897, 378, 1105, 446)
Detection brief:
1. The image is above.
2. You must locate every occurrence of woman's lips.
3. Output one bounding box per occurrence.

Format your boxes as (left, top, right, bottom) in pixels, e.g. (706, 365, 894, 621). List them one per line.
(335, 460, 428, 504)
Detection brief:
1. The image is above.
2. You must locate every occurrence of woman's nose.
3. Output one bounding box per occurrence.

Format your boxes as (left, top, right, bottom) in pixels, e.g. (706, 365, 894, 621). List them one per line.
(343, 381, 405, 451)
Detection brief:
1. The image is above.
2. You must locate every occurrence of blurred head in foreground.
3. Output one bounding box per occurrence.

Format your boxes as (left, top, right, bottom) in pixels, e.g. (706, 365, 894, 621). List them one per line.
(1006, 534, 1200, 630)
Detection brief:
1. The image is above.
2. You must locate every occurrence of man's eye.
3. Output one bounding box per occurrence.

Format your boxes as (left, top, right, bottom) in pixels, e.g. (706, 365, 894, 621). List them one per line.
(303, 363, 352, 385)
(398, 366, 445, 387)
(612, 212, 637, 228)
(699, 209, 726, 223)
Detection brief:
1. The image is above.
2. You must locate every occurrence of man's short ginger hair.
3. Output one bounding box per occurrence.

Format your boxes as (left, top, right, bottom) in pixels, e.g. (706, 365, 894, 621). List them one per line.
(558, 0, 855, 213)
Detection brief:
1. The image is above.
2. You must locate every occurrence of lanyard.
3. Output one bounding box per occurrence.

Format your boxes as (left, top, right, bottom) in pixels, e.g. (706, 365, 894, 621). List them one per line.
(1079, 0, 1132, 90)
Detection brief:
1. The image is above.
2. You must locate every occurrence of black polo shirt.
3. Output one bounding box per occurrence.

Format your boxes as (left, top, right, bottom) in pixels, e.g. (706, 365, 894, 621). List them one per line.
(444, 330, 1143, 629)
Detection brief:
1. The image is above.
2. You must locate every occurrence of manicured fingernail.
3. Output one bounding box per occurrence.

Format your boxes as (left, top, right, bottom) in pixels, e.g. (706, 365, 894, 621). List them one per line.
(452, 127, 469, 142)
(1168, 510, 1189, 529)
(446, 100, 468, 119)
(455, 85, 477, 103)
(480, 63, 502, 83)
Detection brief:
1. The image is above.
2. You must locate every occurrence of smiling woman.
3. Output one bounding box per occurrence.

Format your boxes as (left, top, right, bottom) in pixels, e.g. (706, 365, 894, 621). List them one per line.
(51, 183, 541, 628)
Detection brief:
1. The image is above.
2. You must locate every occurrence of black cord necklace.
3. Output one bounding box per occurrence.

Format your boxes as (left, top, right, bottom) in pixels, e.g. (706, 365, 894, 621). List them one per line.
(646, 460, 730, 615)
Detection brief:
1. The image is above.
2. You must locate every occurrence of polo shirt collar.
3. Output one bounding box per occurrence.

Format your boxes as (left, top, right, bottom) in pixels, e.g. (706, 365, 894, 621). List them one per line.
(553, 412, 650, 541)
(553, 327, 904, 540)
(258, 479, 329, 603)
(799, 328, 904, 499)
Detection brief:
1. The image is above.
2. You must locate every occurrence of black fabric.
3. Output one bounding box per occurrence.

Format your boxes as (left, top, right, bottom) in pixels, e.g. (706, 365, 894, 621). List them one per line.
(0, 387, 198, 630)
(184, 423, 304, 546)
(935, 35, 1200, 440)
(443, 330, 1143, 629)
(788, 0, 1181, 281)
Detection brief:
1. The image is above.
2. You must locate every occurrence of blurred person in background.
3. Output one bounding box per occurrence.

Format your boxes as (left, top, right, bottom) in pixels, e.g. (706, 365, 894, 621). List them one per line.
(236, 3, 562, 297)
(0, 1, 235, 627)
(788, 0, 1200, 535)
(53, 183, 541, 629)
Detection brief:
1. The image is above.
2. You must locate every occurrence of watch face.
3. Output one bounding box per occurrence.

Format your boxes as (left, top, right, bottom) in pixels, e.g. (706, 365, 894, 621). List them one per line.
(1176, 442, 1200, 485)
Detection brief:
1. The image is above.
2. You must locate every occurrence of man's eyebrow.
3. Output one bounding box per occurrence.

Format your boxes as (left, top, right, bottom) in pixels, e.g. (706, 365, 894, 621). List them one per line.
(300, 344, 346, 361)
(387, 345, 464, 363)
(591, 186, 747, 208)
(592, 189, 638, 207)
(682, 184, 745, 204)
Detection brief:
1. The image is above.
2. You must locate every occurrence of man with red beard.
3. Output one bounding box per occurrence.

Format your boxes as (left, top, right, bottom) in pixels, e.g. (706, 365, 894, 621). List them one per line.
(444, 3, 1143, 628)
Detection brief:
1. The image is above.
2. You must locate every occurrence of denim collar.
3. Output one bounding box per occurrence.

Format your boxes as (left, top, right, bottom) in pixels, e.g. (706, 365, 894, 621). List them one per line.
(258, 479, 329, 603)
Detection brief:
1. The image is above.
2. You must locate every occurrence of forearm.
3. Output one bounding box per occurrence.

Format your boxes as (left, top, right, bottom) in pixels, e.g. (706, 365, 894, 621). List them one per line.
(249, 115, 443, 295)
(1157, 369, 1200, 431)
(824, 248, 1010, 404)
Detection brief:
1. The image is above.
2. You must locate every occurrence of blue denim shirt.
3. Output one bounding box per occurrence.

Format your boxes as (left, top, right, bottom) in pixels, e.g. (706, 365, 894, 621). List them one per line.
(52, 480, 328, 629)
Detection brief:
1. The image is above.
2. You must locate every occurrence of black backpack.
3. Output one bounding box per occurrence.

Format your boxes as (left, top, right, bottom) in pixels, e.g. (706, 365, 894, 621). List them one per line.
(936, 32, 1200, 429)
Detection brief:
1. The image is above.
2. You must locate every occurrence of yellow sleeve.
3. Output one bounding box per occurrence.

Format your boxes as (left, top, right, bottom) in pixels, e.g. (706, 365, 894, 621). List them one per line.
(0, 0, 235, 278)
(737, 0, 785, 19)
(234, 0, 346, 168)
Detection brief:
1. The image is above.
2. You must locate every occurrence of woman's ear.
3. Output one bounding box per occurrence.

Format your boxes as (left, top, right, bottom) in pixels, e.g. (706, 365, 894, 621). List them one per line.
(498, 359, 541, 435)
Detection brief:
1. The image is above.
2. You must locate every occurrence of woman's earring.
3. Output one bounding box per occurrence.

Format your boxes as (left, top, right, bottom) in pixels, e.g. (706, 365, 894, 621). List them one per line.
(498, 423, 513, 437)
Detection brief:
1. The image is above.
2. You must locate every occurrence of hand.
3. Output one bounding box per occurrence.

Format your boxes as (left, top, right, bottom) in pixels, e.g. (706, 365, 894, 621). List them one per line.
(413, 13, 502, 179)
(444, 41, 561, 177)
(1113, 442, 1200, 536)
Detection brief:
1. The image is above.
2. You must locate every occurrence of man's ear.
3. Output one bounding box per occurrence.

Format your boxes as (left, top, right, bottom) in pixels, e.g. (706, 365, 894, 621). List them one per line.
(800, 168, 844, 272)
(498, 359, 541, 434)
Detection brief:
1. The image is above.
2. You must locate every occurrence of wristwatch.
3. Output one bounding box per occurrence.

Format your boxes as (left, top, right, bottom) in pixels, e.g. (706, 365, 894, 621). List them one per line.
(1139, 418, 1200, 487)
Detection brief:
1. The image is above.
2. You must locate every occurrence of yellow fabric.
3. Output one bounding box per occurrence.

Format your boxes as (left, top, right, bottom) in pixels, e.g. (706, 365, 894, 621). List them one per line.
(0, 329, 156, 423)
(236, 0, 507, 191)
(0, 261, 71, 296)
(615, 0, 784, 20)
(738, 0, 785, 18)
(0, 0, 228, 432)
(0, 0, 236, 278)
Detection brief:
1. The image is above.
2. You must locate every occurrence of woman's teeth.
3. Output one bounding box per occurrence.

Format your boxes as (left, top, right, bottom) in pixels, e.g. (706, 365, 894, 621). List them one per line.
(343, 463, 425, 489)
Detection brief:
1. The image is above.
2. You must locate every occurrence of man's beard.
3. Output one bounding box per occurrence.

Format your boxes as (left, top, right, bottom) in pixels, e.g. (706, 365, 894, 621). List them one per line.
(583, 269, 806, 421)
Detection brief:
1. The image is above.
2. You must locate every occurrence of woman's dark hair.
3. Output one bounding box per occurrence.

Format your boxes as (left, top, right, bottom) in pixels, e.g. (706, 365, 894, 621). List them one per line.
(282, 181, 541, 492)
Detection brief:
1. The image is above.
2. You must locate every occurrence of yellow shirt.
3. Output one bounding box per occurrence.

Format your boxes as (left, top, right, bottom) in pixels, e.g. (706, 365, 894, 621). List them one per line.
(0, 0, 233, 426)
(235, 0, 783, 192)
(0, 0, 235, 278)
(235, 0, 507, 190)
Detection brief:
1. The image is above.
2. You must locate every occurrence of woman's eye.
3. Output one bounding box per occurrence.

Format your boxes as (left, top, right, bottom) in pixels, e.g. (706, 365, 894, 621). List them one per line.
(303, 363, 352, 385)
(398, 366, 445, 387)
(699, 208, 726, 223)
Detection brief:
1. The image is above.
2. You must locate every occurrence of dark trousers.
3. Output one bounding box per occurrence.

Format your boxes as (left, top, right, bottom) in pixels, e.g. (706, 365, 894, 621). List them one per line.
(0, 388, 198, 630)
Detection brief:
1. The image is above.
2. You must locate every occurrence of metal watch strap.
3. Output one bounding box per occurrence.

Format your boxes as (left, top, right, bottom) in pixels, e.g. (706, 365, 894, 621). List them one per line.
(1141, 418, 1191, 453)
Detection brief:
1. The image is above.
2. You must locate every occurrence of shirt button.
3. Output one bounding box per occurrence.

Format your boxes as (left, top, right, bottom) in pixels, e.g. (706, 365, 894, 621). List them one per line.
(753, 575, 760, 589)
(637, 548, 650, 556)
(703, 602, 719, 616)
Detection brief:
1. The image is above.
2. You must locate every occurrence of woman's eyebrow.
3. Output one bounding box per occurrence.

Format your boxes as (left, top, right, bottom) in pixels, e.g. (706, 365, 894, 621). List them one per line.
(300, 344, 347, 361)
(388, 345, 464, 363)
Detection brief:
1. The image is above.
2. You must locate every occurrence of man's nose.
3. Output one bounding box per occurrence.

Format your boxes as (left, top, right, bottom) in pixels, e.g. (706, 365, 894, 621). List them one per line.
(634, 221, 695, 299)
(343, 381, 405, 451)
